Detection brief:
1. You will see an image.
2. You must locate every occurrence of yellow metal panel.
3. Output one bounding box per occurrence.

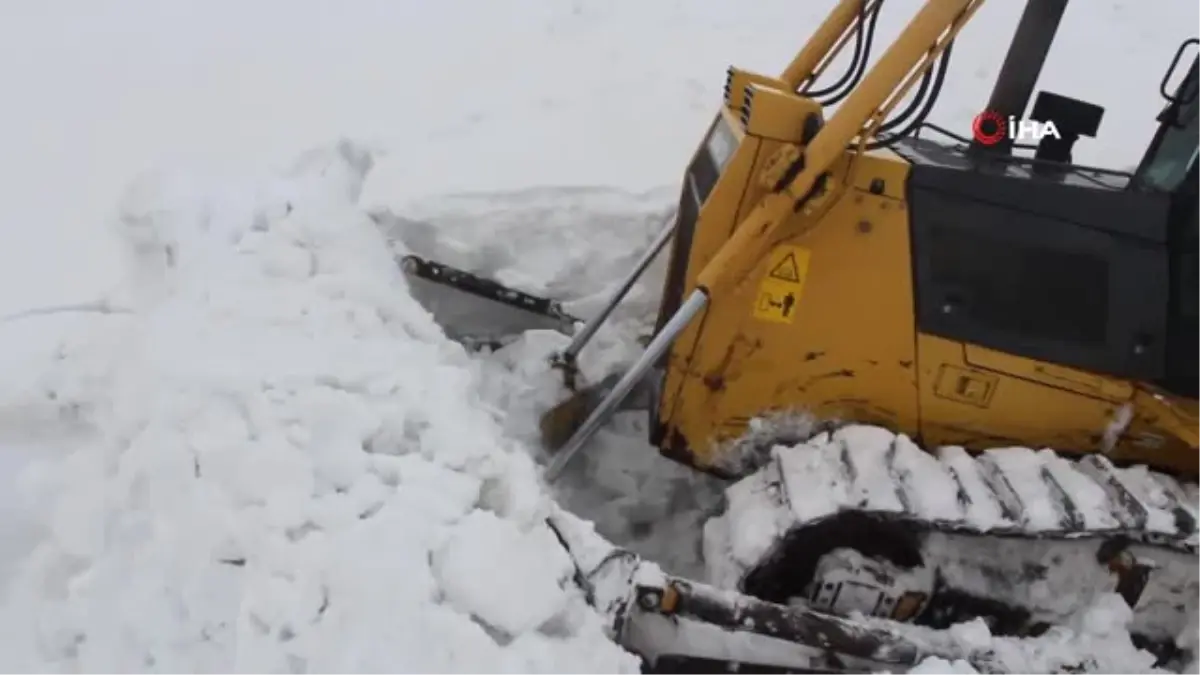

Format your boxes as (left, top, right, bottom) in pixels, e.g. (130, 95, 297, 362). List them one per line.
(742, 86, 825, 141)
(916, 334, 1127, 453)
(964, 344, 1134, 402)
(654, 109, 763, 431)
(658, 151, 917, 472)
(917, 334, 1197, 474)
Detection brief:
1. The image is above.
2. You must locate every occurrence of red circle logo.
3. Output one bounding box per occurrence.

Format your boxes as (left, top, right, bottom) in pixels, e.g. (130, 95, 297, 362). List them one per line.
(972, 110, 1006, 145)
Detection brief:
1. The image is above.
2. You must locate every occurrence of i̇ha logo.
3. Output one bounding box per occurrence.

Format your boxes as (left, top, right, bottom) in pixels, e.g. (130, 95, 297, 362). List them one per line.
(972, 109, 1062, 145)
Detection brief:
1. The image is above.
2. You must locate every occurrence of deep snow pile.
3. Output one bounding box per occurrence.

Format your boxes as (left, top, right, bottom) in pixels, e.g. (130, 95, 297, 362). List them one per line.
(0, 142, 638, 673)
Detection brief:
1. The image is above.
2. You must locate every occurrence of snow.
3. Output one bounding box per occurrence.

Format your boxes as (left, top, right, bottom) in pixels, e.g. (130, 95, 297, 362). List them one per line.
(432, 510, 575, 638)
(1, 0, 1197, 673)
(908, 657, 980, 674)
(903, 594, 1167, 674)
(0, 143, 637, 672)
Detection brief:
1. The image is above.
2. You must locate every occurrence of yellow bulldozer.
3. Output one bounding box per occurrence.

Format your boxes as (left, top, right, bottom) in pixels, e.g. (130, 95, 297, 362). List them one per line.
(402, 0, 1199, 671)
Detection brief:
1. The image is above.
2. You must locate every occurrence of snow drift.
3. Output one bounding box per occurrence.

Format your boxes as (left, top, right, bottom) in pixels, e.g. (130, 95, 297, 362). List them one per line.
(0, 141, 638, 673)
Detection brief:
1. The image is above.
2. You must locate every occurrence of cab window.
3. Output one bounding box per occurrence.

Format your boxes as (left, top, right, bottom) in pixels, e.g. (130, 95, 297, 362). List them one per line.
(1138, 59, 1198, 193)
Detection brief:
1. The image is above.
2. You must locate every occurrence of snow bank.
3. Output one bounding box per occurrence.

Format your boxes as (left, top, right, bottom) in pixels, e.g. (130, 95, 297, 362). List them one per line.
(0, 141, 638, 673)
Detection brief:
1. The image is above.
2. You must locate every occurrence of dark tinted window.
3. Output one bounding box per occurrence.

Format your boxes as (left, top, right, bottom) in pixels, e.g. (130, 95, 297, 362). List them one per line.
(926, 225, 1110, 347)
(689, 148, 718, 206)
(687, 117, 739, 206)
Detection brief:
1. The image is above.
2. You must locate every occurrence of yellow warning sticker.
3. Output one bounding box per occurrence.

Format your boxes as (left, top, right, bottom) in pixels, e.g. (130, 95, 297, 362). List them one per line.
(752, 245, 810, 324)
(768, 251, 803, 283)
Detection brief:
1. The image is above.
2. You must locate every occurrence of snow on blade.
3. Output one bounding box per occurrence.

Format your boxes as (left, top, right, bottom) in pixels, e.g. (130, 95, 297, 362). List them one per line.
(0, 141, 638, 673)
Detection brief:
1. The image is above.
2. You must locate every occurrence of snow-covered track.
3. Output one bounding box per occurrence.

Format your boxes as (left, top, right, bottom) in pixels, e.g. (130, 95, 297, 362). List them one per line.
(705, 425, 1198, 657)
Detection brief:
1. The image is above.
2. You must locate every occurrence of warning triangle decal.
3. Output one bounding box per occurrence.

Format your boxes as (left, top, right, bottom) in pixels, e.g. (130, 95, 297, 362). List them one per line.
(768, 253, 801, 283)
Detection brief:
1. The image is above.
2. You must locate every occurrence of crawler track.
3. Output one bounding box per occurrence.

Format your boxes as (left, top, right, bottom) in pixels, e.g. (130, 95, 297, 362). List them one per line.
(704, 425, 1199, 655)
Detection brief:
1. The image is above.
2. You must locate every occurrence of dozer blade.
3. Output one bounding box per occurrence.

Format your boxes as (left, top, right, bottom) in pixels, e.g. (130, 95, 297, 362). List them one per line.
(540, 380, 610, 452)
(539, 371, 657, 453)
(400, 255, 579, 349)
(546, 509, 995, 674)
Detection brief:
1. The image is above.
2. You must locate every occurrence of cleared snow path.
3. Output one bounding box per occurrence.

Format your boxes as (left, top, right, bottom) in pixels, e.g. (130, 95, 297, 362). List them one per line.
(0, 142, 638, 673)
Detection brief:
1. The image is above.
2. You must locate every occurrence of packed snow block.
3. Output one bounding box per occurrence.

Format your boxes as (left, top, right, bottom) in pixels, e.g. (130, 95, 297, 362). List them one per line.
(433, 509, 578, 639)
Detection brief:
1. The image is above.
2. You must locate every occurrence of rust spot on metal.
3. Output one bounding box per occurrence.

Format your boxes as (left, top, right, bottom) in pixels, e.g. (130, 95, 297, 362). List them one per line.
(773, 367, 859, 398)
(704, 335, 762, 393)
(937, 424, 1034, 449)
(820, 399, 900, 427)
(798, 369, 855, 390)
(703, 374, 725, 392)
(703, 341, 739, 391)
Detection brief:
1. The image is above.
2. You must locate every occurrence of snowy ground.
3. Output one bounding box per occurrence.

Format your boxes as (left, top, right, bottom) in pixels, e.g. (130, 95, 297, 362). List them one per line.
(1, 0, 1197, 672)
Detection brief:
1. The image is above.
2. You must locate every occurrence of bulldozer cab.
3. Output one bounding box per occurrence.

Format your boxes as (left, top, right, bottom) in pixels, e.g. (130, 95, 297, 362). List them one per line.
(883, 35, 1200, 403)
(1135, 46, 1198, 398)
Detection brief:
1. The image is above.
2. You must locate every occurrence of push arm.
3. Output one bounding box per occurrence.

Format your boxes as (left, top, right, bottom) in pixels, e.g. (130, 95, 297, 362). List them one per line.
(695, 0, 982, 297)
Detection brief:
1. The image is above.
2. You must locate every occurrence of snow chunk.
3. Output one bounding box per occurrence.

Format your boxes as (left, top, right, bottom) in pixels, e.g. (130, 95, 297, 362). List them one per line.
(434, 509, 576, 638)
